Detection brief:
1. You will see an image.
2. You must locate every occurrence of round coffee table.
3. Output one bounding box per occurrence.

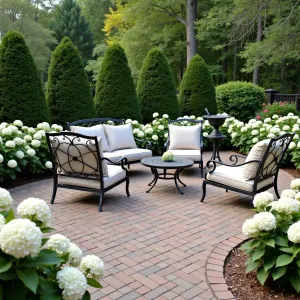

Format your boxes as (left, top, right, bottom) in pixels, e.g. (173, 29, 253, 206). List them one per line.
(141, 157, 194, 194)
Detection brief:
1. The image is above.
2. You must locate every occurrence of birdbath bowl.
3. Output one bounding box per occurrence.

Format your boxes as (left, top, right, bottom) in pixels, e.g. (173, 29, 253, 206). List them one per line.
(203, 115, 229, 139)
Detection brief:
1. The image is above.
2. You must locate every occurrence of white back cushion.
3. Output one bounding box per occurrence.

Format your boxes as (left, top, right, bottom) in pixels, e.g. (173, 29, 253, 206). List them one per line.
(50, 135, 108, 177)
(70, 124, 110, 152)
(104, 124, 137, 151)
(169, 124, 201, 150)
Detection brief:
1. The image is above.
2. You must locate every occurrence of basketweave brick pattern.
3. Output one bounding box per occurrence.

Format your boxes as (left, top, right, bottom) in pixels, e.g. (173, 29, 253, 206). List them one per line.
(8, 151, 294, 300)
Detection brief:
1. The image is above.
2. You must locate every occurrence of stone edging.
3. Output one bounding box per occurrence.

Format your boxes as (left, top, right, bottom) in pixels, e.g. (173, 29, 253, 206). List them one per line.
(205, 234, 246, 300)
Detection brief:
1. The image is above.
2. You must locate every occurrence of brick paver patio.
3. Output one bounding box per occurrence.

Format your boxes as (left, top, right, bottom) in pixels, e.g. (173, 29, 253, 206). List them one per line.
(9, 151, 294, 300)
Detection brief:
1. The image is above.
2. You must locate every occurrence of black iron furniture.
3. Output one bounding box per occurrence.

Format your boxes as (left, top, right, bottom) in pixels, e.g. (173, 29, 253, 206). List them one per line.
(203, 114, 229, 162)
(141, 157, 194, 194)
(164, 119, 204, 177)
(67, 118, 152, 167)
(46, 132, 130, 212)
(200, 134, 294, 202)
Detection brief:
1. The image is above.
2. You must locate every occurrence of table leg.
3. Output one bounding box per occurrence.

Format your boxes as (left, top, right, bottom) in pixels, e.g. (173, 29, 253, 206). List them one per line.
(174, 168, 184, 195)
(176, 168, 186, 187)
(146, 168, 158, 193)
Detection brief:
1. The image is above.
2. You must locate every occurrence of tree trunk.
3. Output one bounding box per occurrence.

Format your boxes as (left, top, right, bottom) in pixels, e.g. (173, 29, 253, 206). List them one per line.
(222, 46, 228, 83)
(253, 1, 262, 85)
(186, 0, 197, 65)
(233, 43, 237, 81)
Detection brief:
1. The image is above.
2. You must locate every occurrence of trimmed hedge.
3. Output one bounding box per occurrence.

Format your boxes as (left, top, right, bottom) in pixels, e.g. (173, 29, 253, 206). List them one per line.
(94, 44, 142, 122)
(0, 31, 50, 126)
(137, 48, 180, 123)
(179, 54, 217, 116)
(216, 81, 264, 122)
(47, 37, 96, 125)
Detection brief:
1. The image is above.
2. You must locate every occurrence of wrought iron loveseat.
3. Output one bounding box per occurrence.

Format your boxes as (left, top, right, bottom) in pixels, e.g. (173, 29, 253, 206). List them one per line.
(67, 118, 152, 167)
(46, 132, 130, 212)
(200, 133, 294, 202)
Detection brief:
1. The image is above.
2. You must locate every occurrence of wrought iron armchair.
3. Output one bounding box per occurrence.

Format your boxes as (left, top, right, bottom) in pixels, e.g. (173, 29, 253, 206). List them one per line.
(164, 119, 204, 177)
(67, 117, 152, 167)
(46, 132, 130, 212)
(200, 133, 294, 202)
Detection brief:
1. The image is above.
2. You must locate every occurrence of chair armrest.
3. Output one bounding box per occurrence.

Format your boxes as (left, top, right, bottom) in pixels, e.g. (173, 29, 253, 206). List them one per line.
(200, 136, 204, 155)
(229, 154, 247, 165)
(164, 140, 169, 152)
(206, 159, 262, 173)
(101, 157, 128, 171)
(134, 138, 152, 150)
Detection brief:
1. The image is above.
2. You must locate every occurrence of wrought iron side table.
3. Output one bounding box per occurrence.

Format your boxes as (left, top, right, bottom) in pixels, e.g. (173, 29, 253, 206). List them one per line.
(141, 157, 194, 194)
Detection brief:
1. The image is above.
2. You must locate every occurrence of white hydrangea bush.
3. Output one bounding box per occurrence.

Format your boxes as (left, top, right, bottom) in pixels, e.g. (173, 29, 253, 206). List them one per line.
(241, 177, 300, 293)
(0, 189, 103, 298)
(0, 120, 63, 183)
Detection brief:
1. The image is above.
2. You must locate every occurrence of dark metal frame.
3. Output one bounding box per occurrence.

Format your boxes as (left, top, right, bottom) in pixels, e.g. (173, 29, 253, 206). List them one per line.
(67, 118, 152, 167)
(46, 132, 130, 212)
(164, 119, 204, 177)
(200, 133, 294, 202)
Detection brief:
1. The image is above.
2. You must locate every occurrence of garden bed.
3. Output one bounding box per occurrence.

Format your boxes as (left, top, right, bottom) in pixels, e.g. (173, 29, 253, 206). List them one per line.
(225, 247, 298, 300)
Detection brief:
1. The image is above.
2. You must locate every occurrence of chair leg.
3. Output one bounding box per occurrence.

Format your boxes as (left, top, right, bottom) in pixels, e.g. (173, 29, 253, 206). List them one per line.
(128, 164, 130, 170)
(51, 176, 58, 204)
(126, 177, 130, 197)
(226, 189, 228, 192)
(99, 190, 104, 212)
(274, 180, 280, 199)
(200, 181, 207, 202)
(200, 160, 203, 178)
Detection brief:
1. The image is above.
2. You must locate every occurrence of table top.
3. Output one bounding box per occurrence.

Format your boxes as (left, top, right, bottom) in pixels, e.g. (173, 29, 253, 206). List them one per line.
(141, 157, 194, 169)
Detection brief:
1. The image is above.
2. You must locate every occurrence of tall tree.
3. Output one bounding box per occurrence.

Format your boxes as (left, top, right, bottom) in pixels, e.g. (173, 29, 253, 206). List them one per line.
(0, 31, 50, 125)
(94, 44, 142, 122)
(50, 0, 94, 62)
(137, 48, 181, 123)
(47, 37, 95, 125)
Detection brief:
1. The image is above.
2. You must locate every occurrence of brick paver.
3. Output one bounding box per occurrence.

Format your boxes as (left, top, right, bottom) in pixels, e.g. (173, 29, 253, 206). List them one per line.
(9, 151, 294, 299)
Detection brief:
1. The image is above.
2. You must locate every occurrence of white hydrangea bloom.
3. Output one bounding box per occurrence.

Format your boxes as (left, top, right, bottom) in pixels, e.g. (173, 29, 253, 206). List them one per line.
(37, 122, 50, 131)
(13, 137, 24, 145)
(45, 234, 70, 255)
(31, 140, 41, 148)
(24, 135, 32, 142)
(68, 243, 83, 267)
(264, 118, 272, 123)
(137, 131, 144, 138)
(297, 141, 300, 149)
(164, 132, 168, 138)
(158, 125, 164, 131)
(253, 212, 276, 231)
(0, 188, 13, 211)
(270, 127, 280, 134)
(0, 219, 42, 258)
(287, 221, 300, 243)
(152, 135, 158, 141)
(294, 134, 300, 140)
(249, 119, 256, 124)
(291, 179, 300, 191)
(22, 126, 29, 131)
(2, 128, 12, 135)
(267, 133, 276, 139)
(197, 116, 204, 120)
(189, 115, 195, 119)
(8, 125, 18, 133)
(281, 189, 297, 198)
(80, 255, 105, 280)
(0, 154, 3, 164)
(57, 267, 87, 300)
(203, 132, 208, 137)
(27, 149, 36, 157)
(28, 128, 36, 134)
(132, 120, 138, 125)
(15, 151, 24, 159)
(231, 132, 237, 139)
(253, 191, 274, 208)
(17, 197, 51, 226)
(153, 112, 159, 118)
(125, 119, 132, 124)
(295, 193, 300, 201)
(33, 132, 43, 140)
(283, 125, 290, 131)
(145, 128, 153, 135)
(272, 114, 279, 119)
(5, 141, 15, 148)
(0, 215, 5, 231)
(132, 128, 140, 134)
(275, 197, 299, 214)
(13, 120, 23, 127)
(45, 161, 53, 169)
(251, 130, 259, 136)
(241, 127, 247, 132)
(163, 114, 169, 119)
(288, 112, 294, 117)
(280, 131, 286, 136)
(242, 218, 260, 238)
(252, 137, 259, 144)
(7, 160, 17, 168)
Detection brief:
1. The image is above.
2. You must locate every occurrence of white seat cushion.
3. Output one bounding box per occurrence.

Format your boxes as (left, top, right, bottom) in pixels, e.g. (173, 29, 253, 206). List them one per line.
(169, 124, 201, 150)
(168, 150, 200, 162)
(104, 124, 137, 151)
(70, 125, 110, 152)
(103, 148, 152, 164)
(58, 165, 126, 189)
(207, 165, 274, 192)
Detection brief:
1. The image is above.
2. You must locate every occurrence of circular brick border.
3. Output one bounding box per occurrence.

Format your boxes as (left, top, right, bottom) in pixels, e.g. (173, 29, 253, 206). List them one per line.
(205, 170, 296, 300)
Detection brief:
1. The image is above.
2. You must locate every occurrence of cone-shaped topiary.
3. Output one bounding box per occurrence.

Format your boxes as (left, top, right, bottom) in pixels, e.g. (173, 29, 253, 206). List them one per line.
(47, 37, 96, 125)
(0, 30, 50, 126)
(137, 48, 180, 123)
(94, 44, 142, 122)
(179, 54, 217, 116)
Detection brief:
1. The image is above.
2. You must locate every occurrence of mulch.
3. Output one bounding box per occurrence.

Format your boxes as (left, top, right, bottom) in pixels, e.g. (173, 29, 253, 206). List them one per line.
(225, 247, 299, 300)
